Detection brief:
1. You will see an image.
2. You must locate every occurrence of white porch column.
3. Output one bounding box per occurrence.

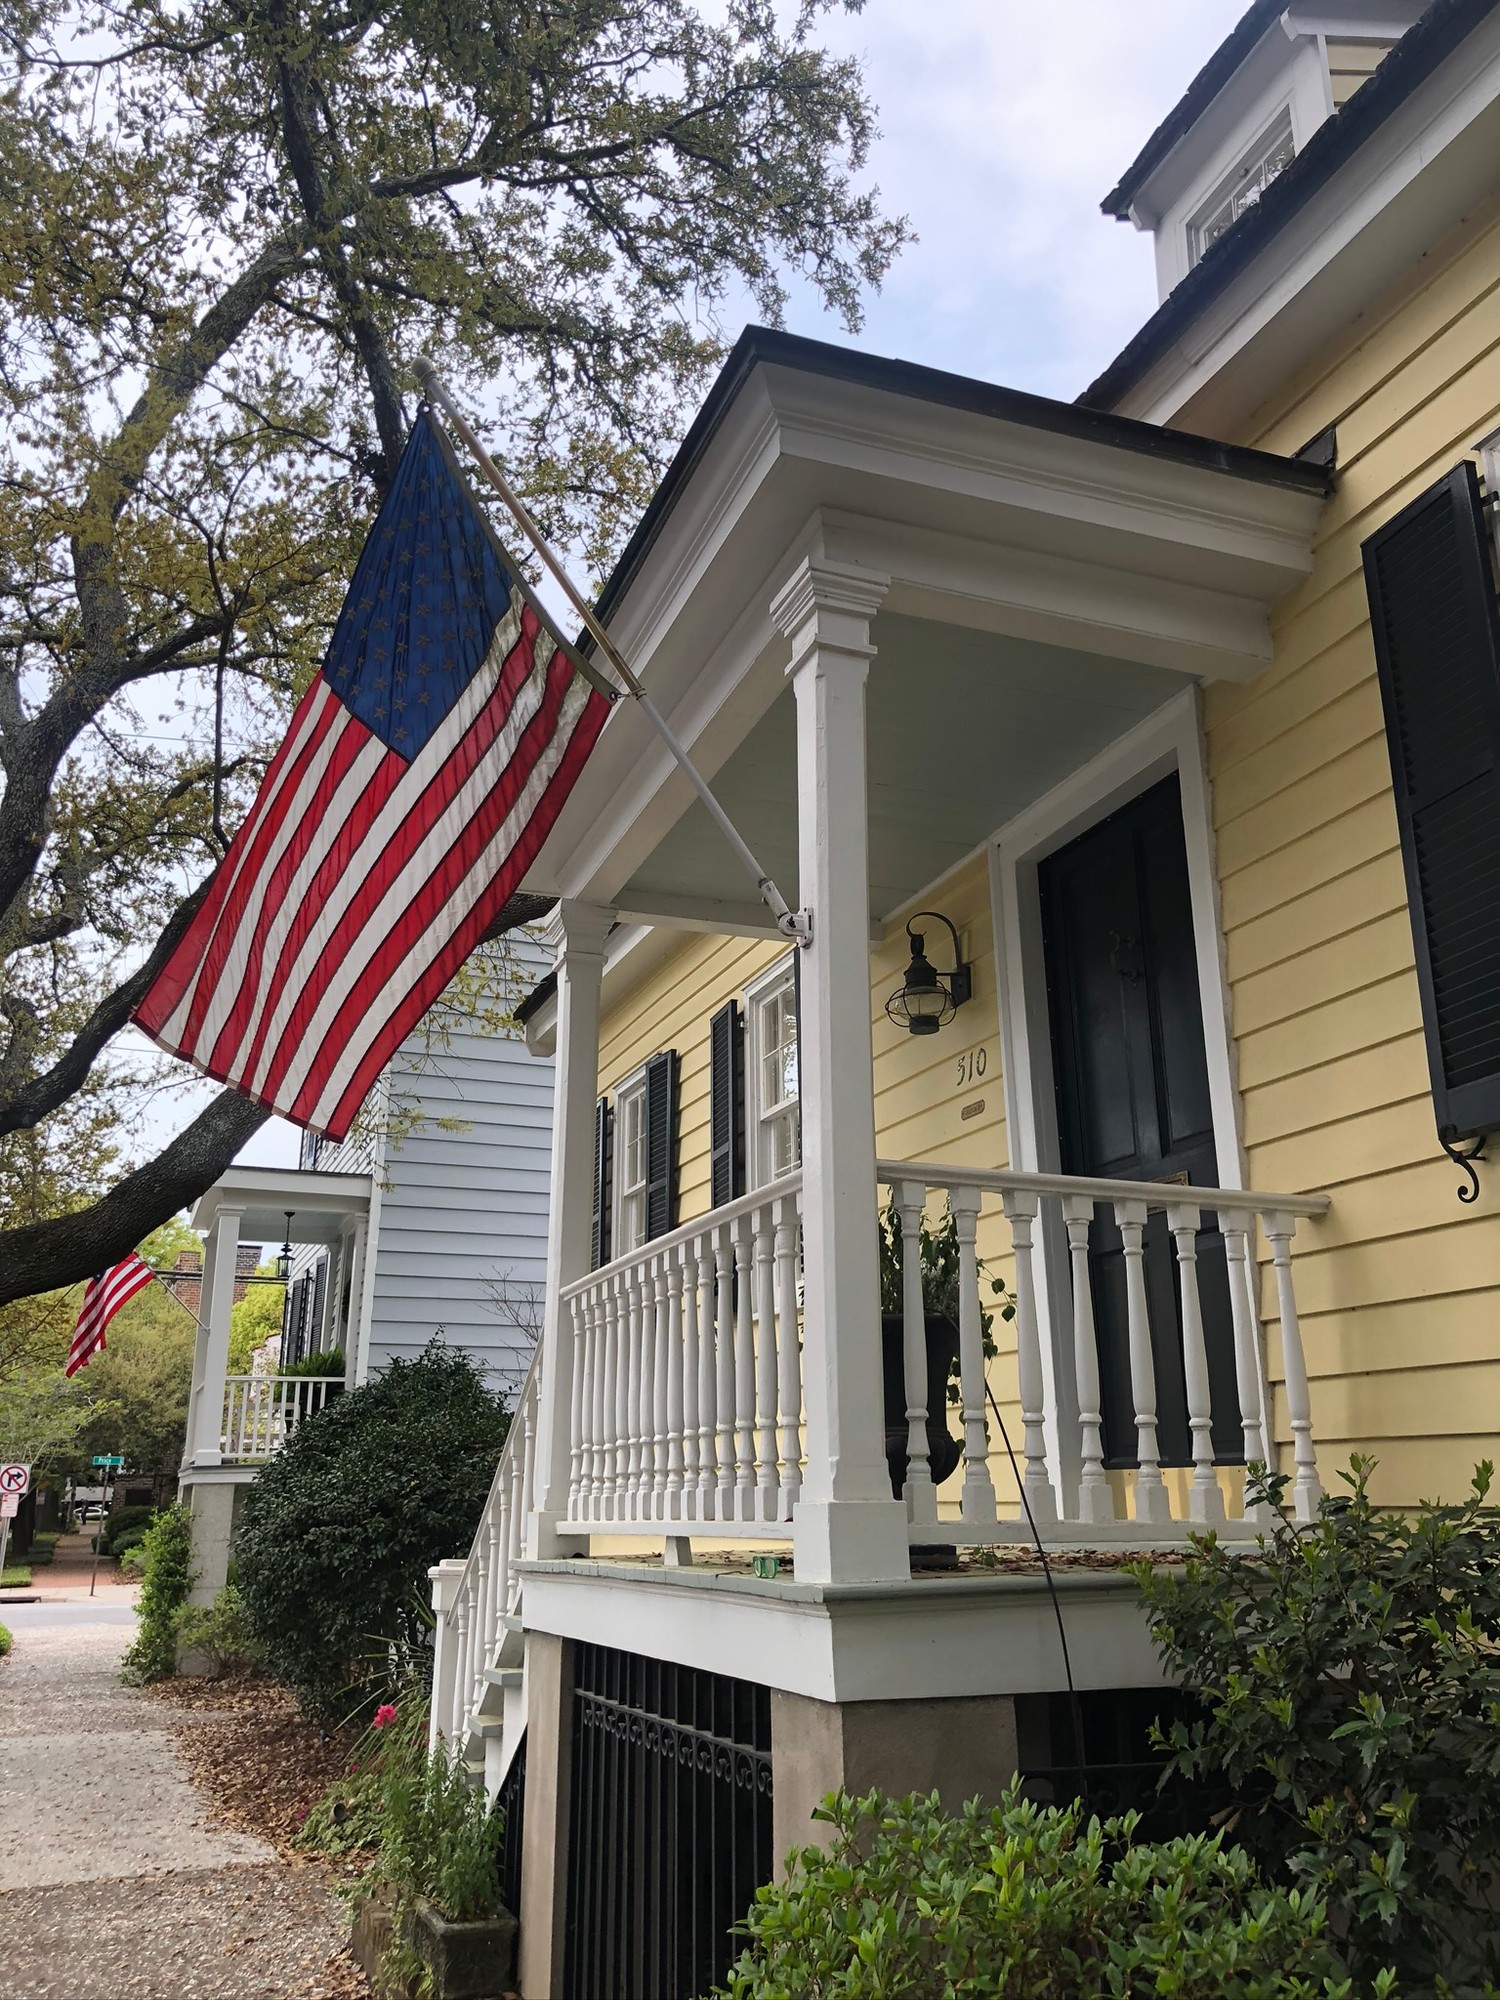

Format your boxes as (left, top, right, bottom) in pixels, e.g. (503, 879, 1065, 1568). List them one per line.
(770, 558, 907, 1585)
(528, 900, 613, 1556)
(187, 1206, 242, 1466)
(345, 1215, 372, 1386)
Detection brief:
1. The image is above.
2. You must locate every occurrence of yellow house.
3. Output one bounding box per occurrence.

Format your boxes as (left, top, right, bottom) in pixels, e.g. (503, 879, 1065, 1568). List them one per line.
(427, 5, 1500, 1993)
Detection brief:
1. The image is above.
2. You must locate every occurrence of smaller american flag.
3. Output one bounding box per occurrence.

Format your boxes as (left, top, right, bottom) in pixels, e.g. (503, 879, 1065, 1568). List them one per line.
(67, 1254, 156, 1377)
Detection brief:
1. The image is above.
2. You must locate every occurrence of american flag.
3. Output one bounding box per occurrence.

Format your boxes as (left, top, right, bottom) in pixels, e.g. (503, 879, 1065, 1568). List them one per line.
(134, 410, 611, 1138)
(67, 1253, 156, 1377)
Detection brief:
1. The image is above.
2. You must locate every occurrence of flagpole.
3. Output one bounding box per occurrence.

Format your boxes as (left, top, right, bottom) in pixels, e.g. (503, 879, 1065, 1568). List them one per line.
(412, 358, 810, 948)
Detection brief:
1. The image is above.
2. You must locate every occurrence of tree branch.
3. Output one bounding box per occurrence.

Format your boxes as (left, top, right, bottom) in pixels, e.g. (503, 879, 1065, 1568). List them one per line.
(0, 1086, 271, 1304)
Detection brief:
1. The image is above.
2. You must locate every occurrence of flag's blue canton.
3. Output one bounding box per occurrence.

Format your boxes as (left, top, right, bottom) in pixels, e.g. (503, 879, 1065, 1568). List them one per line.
(322, 408, 516, 760)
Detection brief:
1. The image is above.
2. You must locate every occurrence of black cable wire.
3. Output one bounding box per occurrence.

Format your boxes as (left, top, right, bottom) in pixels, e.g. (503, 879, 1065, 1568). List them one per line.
(985, 1380, 1092, 1813)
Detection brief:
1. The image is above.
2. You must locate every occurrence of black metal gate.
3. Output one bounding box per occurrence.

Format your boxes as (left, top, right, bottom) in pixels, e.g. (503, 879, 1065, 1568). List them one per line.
(497, 1728, 527, 1920)
(563, 1642, 773, 2000)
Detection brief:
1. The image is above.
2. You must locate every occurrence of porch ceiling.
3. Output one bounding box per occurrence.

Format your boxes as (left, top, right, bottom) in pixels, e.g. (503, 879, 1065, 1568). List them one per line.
(616, 613, 1185, 925)
(191, 1165, 370, 1246)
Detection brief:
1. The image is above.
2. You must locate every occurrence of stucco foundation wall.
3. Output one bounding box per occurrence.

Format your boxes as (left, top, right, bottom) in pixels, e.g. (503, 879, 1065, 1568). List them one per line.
(1207, 189, 1500, 1503)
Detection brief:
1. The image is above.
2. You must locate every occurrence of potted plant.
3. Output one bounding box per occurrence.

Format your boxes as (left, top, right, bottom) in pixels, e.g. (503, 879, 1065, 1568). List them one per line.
(378, 1739, 516, 2000)
(876, 1197, 1012, 1498)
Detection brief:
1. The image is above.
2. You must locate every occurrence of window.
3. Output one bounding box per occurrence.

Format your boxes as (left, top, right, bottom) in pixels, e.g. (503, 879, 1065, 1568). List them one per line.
(746, 958, 800, 1187)
(1188, 111, 1295, 266)
(614, 1069, 649, 1254)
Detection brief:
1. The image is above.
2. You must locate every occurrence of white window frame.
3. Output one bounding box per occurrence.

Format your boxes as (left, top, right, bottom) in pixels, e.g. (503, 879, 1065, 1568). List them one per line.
(1187, 108, 1296, 268)
(612, 1066, 650, 1255)
(744, 955, 801, 1190)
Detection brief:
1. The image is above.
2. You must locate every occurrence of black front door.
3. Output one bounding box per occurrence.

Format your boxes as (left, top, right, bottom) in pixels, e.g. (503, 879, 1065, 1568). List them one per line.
(1038, 773, 1240, 1467)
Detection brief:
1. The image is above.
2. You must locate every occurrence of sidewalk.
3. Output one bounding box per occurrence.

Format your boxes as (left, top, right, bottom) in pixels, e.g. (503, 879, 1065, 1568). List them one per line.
(0, 1604, 359, 1997)
(1, 1525, 139, 1605)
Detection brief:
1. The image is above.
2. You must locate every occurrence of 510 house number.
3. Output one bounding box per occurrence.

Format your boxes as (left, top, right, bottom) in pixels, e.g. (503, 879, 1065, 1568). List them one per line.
(955, 1045, 989, 1089)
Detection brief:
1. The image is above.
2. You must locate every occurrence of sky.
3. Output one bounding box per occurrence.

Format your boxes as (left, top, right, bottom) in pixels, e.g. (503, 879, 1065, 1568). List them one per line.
(213, 0, 1248, 1176)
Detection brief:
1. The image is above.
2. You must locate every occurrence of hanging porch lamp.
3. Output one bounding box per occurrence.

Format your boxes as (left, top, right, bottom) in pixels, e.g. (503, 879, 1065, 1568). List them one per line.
(276, 1212, 295, 1282)
(885, 912, 973, 1037)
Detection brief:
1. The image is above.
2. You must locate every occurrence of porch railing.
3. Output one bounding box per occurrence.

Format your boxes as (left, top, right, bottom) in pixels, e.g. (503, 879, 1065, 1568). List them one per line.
(430, 1348, 540, 1753)
(554, 1158, 1329, 1543)
(875, 1160, 1329, 1534)
(220, 1373, 343, 1462)
(560, 1171, 806, 1534)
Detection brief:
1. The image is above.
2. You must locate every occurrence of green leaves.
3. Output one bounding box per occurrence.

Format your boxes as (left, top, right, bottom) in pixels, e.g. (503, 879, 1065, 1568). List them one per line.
(1136, 1457, 1500, 1993)
(716, 1782, 1369, 2000)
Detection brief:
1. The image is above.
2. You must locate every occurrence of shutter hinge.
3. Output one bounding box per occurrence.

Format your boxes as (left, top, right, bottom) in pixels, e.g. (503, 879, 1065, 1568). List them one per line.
(1438, 1127, 1486, 1205)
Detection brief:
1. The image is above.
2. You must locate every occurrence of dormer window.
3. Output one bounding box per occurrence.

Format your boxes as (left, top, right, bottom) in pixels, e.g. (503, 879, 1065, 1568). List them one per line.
(1188, 110, 1296, 266)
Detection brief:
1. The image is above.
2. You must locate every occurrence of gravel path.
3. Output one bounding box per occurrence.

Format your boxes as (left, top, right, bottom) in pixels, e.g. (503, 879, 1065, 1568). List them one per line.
(0, 1612, 355, 1998)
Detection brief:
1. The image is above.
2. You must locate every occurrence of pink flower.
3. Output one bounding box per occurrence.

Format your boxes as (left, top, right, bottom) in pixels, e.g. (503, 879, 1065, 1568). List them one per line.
(372, 1704, 397, 1730)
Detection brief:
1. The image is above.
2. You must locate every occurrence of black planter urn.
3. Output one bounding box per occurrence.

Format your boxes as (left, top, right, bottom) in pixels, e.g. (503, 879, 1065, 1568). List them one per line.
(880, 1311, 963, 1497)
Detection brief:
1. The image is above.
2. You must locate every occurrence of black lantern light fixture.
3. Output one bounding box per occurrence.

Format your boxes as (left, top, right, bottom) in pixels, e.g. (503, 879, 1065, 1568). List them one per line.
(885, 911, 973, 1036)
(276, 1211, 295, 1282)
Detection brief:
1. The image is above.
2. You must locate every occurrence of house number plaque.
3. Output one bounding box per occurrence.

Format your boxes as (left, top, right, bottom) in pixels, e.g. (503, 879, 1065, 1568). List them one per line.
(955, 1045, 990, 1090)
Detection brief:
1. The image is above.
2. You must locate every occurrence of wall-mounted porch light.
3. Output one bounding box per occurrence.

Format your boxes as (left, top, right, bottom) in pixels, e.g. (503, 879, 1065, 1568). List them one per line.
(276, 1212, 295, 1282)
(884, 912, 973, 1037)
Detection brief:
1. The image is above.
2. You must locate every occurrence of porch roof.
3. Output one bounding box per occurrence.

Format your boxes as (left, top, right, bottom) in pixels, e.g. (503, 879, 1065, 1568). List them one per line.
(191, 1164, 370, 1245)
(522, 327, 1327, 929)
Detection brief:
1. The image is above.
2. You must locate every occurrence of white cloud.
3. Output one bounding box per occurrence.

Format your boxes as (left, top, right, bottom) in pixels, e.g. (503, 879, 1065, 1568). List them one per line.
(780, 0, 1248, 400)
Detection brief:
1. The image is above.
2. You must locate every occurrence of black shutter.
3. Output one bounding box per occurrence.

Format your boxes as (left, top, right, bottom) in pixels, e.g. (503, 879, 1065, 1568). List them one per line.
(591, 1096, 613, 1269)
(1363, 460, 1500, 1141)
(709, 1002, 745, 1208)
(644, 1049, 681, 1240)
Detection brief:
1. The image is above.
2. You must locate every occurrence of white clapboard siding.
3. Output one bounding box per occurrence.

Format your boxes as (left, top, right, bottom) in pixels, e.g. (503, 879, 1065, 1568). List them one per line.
(366, 934, 555, 1391)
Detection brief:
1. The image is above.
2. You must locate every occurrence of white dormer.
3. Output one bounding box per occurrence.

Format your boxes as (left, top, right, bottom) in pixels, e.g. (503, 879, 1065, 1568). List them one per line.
(1106, 1, 1429, 302)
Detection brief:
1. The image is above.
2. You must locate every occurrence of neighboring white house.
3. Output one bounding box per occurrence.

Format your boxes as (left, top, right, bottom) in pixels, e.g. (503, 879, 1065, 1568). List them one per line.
(177, 925, 554, 1601)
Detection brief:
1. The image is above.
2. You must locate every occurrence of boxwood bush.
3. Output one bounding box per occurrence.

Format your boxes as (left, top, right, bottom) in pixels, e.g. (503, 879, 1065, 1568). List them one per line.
(120, 1503, 194, 1684)
(235, 1342, 509, 1719)
(717, 1784, 1384, 1999)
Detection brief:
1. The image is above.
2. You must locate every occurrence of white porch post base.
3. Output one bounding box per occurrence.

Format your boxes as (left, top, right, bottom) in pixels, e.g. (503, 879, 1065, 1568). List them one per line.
(772, 556, 907, 1588)
(428, 1557, 467, 1752)
(528, 900, 612, 1561)
(793, 1497, 909, 1587)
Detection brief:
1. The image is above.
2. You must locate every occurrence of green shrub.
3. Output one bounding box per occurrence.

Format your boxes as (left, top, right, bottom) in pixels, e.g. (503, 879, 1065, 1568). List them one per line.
(718, 1784, 1377, 2000)
(104, 1504, 156, 1553)
(1136, 1456, 1500, 1993)
(299, 1695, 429, 1858)
(29, 1532, 59, 1567)
(0, 1566, 30, 1588)
(380, 1744, 507, 1923)
(120, 1543, 149, 1579)
(173, 1583, 264, 1675)
(110, 1527, 148, 1560)
(280, 1346, 345, 1379)
(235, 1342, 509, 1719)
(0, 1621, 10, 1656)
(120, 1504, 193, 1684)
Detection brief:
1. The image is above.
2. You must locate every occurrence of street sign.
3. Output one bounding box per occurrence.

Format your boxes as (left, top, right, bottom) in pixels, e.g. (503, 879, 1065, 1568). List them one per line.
(0, 1463, 29, 1497)
(0, 1493, 16, 1519)
(90, 1455, 125, 1470)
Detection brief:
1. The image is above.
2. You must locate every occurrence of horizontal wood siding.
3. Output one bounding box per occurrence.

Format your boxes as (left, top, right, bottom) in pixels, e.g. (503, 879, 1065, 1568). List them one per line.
(1326, 38, 1392, 109)
(367, 937, 555, 1391)
(1206, 188, 1500, 1503)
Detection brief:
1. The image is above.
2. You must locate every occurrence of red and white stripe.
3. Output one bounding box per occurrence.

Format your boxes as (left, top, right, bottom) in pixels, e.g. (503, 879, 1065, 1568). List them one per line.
(67, 1254, 155, 1377)
(135, 598, 607, 1138)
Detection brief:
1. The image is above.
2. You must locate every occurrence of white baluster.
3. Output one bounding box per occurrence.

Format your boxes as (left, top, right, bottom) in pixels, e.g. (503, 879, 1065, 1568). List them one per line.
(588, 1284, 609, 1519)
(1263, 1210, 1321, 1523)
(733, 1213, 756, 1518)
(1168, 1203, 1226, 1524)
(567, 1295, 586, 1517)
(1114, 1199, 1171, 1524)
(696, 1239, 718, 1516)
(454, 1596, 471, 1737)
(714, 1229, 736, 1520)
(625, 1263, 646, 1514)
(951, 1187, 996, 1525)
(666, 1248, 686, 1520)
(774, 1193, 803, 1518)
(1001, 1190, 1056, 1521)
(652, 1254, 671, 1517)
(494, 1475, 512, 1625)
(678, 1243, 700, 1520)
(1222, 1218, 1273, 1524)
(1061, 1193, 1114, 1523)
(754, 1203, 779, 1519)
(610, 1271, 629, 1519)
(897, 1181, 935, 1523)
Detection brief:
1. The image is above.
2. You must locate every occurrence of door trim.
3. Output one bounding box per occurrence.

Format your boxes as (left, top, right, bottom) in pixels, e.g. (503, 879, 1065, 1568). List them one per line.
(986, 684, 1254, 1501)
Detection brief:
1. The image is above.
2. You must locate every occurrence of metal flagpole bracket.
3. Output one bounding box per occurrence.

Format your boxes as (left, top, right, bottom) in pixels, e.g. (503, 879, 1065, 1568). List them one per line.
(413, 355, 812, 949)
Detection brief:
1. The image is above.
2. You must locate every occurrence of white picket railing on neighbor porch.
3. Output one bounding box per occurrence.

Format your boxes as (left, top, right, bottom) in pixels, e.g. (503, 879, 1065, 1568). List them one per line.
(219, 1374, 343, 1463)
(430, 1350, 540, 1756)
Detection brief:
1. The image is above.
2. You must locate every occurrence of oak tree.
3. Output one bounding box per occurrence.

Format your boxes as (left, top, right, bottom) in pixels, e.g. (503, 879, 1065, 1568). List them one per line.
(0, 0, 905, 1302)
